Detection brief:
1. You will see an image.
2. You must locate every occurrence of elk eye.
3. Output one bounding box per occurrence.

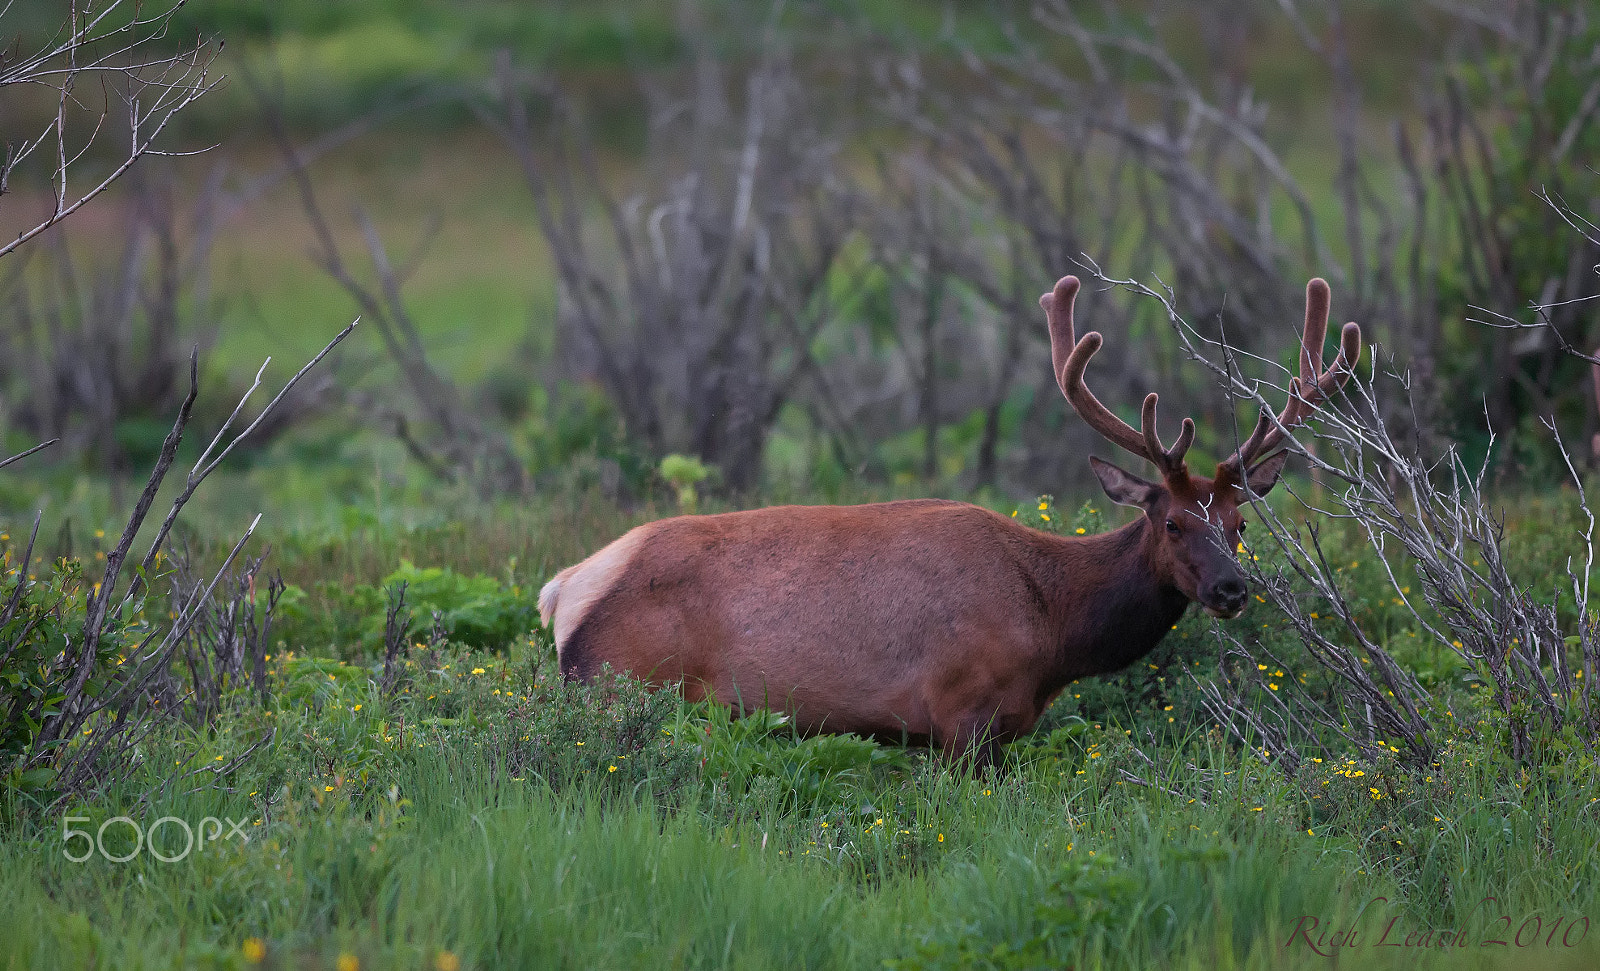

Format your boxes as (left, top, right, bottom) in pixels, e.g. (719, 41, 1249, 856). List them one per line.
(1165, 519, 1181, 535)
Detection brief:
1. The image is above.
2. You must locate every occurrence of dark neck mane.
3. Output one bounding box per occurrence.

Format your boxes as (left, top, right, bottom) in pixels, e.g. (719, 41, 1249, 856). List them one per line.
(1030, 517, 1191, 684)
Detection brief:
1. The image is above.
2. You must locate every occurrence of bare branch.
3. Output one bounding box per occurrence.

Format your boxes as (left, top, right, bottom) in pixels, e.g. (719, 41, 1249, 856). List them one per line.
(1, 0, 223, 259)
(0, 439, 58, 471)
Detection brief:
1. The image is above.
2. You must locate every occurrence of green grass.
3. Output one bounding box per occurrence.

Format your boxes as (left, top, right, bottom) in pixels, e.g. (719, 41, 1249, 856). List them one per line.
(3, 676, 1594, 969)
(1, 488, 1598, 969)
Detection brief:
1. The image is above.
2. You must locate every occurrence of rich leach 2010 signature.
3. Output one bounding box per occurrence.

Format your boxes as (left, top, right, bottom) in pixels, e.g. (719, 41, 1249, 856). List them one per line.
(1283, 897, 1591, 957)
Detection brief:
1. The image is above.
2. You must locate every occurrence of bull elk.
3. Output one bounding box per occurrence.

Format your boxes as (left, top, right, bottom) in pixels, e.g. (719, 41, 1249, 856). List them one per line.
(539, 275, 1362, 766)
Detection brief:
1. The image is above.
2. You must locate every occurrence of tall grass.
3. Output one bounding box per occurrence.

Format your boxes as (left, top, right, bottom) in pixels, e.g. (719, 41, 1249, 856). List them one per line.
(1, 486, 1598, 969)
(7, 724, 1593, 969)
(2, 612, 1596, 968)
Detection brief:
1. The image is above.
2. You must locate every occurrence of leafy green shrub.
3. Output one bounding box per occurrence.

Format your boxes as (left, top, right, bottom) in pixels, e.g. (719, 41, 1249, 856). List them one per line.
(659, 453, 712, 511)
(0, 555, 90, 798)
(370, 561, 535, 651)
(276, 561, 536, 655)
(0, 545, 176, 806)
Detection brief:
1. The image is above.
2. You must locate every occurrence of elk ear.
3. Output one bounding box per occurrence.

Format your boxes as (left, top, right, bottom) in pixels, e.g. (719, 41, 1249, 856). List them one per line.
(1244, 451, 1290, 497)
(1090, 456, 1162, 512)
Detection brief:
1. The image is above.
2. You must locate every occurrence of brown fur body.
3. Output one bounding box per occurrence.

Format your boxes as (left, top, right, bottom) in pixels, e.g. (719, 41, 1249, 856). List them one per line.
(538, 274, 1361, 766)
(541, 498, 1189, 760)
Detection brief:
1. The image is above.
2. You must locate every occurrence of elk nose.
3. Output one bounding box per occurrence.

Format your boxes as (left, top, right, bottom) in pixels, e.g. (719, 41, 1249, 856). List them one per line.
(1208, 577, 1247, 609)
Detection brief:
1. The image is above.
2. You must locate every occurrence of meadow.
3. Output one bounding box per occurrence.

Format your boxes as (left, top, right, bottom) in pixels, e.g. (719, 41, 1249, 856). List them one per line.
(4, 1, 1600, 968)
(1, 484, 1597, 970)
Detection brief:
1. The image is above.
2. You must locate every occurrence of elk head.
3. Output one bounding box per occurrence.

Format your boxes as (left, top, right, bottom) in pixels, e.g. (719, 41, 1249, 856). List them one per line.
(1040, 276, 1362, 619)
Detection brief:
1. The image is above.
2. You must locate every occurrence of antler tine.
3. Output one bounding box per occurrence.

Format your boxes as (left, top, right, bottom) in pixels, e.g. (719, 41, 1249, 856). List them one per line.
(1224, 279, 1363, 473)
(1140, 393, 1195, 475)
(1299, 277, 1331, 385)
(1042, 275, 1083, 395)
(1042, 276, 1153, 463)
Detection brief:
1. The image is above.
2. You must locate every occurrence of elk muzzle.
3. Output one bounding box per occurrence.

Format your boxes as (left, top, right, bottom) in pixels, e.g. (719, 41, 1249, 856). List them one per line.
(1200, 575, 1248, 619)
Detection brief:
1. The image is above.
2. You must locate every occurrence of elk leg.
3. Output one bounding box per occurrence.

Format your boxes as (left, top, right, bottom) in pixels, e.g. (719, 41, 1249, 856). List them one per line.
(936, 711, 1006, 773)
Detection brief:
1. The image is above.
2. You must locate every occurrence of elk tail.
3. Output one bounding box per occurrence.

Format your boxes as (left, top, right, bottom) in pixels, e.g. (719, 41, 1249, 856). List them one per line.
(538, 575, 563, 626)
